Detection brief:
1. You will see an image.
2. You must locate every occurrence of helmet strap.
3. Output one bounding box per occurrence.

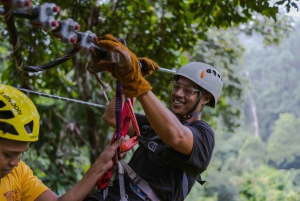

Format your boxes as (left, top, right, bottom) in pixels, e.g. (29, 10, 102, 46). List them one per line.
(182, 91, 202, 120)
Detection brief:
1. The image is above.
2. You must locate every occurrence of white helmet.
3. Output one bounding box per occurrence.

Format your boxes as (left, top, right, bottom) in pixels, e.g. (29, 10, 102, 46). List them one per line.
(173, 62, 223, 108)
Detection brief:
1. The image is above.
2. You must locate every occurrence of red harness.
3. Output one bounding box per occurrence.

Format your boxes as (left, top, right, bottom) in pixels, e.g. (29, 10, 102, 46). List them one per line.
(96, 82, 140, 190)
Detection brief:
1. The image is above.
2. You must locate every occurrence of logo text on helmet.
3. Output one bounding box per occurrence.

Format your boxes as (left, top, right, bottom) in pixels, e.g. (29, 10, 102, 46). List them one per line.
(0, 92, 23, 115)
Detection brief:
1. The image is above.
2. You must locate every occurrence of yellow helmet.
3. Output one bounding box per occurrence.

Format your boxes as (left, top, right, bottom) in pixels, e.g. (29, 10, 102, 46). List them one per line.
(0, 84, 40, 142)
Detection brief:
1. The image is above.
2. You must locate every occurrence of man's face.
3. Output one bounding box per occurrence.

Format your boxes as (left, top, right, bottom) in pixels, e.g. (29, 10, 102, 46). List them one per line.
(171, 76, 201, 117)
(0, 138, 30, 179)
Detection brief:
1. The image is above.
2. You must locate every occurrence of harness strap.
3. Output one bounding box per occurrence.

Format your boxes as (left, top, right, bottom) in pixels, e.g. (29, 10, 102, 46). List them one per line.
(137, 135, 206, 185)
(115, 81, 123, 140)
(118, 159, 162, 201)
(103, 188, 108, 200)
(119, 98, 140, 152)
(118, 161, 128, 201)
(129, 183, 146, 200)
(97, 82, 130, 191)
(125, 98, 140, 135)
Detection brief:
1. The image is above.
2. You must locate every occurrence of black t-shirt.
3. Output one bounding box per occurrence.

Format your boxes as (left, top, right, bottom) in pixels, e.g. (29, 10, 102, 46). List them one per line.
(109, 113, 215, 201)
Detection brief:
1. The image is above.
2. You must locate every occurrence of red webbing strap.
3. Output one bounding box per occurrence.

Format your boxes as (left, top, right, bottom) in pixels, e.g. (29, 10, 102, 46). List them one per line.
(119, 98, 140, 152)
(111, 98, 132, 144)
(125, 98, 140, 135)
(96, 98, 133, 190)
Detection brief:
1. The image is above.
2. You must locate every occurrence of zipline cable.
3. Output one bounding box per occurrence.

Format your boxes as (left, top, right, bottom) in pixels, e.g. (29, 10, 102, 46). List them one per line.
(0, 1, 176, 74)
(1, 0, 176, 107)
(15, 87, 107, 108)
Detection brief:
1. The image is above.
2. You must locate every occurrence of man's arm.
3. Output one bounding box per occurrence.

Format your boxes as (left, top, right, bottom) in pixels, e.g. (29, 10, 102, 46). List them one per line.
(94, 35, 192, 154)
(137, 91, 194, 155)
(102, 85, 193, 155)
(34, 137, 125, 201)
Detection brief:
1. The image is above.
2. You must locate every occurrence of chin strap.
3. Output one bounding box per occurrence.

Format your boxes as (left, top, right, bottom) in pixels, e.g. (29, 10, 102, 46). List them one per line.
(181, 91, 202, 121)
(182, 110, 202, 120)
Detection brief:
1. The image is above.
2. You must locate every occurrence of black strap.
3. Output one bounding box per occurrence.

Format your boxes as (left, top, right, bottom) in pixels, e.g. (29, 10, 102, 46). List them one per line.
(137, 135, 205, 185)
(83, 192, 103, 201)
(83, 191, 119, 201)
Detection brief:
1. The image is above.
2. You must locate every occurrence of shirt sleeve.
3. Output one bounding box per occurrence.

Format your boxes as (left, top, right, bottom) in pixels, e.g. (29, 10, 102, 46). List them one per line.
(185, 121, 215, 173)
(18, 161, 49, 201)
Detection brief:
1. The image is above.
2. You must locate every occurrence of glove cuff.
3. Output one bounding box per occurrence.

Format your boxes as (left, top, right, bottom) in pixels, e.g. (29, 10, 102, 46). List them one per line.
(121, 77, 152, 98)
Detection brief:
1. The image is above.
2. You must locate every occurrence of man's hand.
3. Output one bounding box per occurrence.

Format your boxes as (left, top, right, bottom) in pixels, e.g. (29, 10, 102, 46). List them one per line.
(91, 34, 152, 98)
(138, 57, 160, 77)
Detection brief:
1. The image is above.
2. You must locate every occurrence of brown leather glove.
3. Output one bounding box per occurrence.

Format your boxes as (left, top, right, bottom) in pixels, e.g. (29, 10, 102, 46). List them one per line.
(87, 54, 159, 78)
(90, 34, 154, 98)
(138, 57, 160, 77)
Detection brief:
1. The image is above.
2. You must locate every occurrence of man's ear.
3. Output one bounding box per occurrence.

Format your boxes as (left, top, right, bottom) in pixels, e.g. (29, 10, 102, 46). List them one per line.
(203, 93, 212, 104)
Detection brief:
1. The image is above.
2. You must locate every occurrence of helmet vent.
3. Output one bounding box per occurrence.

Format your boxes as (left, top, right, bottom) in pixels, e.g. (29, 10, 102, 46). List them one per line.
(0, 121, 18, 135)
(0, 100, 6, 108)
(0, 110, 15, 119)
(24, 120, 34, 134)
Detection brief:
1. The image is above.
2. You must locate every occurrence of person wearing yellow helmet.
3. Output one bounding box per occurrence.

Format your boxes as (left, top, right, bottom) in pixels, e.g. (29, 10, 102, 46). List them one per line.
(0, 84, 125, 201)
(0, 84, 40, 142)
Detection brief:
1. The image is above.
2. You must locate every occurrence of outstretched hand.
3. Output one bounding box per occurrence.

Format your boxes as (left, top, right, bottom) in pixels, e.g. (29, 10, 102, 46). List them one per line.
(96, 137, 125, 172)
(92, 34, 136, 78)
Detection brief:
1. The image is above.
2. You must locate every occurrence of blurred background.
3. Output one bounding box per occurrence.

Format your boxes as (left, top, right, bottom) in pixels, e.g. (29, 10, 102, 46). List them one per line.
(1, 0, 300, 200)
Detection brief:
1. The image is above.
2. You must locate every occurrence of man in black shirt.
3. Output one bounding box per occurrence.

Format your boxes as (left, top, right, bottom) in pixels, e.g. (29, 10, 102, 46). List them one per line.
(86, 34, 223, 201)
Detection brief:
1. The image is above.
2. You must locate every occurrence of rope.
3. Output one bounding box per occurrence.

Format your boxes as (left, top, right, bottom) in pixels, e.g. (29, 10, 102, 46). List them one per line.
(15, 87, 107, 108)
(13, 66, 175, 108)
(13, 64, 175, 109)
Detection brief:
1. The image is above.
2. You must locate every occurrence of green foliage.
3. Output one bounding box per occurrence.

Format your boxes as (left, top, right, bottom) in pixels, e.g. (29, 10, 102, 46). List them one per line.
(203, 170, 240, 201)
(0, 0, 298, 198)
(191, 28, 246, 131)
(239, 14, 295, 45)
(187, 16, 300, 198)
(0, 28, 10, 83)
(242, 20, 300, 141)
(238, 136, 267, 165)
(238, 166, 300, 201)
(212, 128, 251, 172)
(267, 113, 300, 169)
(194, 127, 300, 201)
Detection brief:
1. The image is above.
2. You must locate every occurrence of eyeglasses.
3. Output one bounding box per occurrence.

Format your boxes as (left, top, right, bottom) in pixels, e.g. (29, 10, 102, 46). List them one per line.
(171, 81, 200, 97)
